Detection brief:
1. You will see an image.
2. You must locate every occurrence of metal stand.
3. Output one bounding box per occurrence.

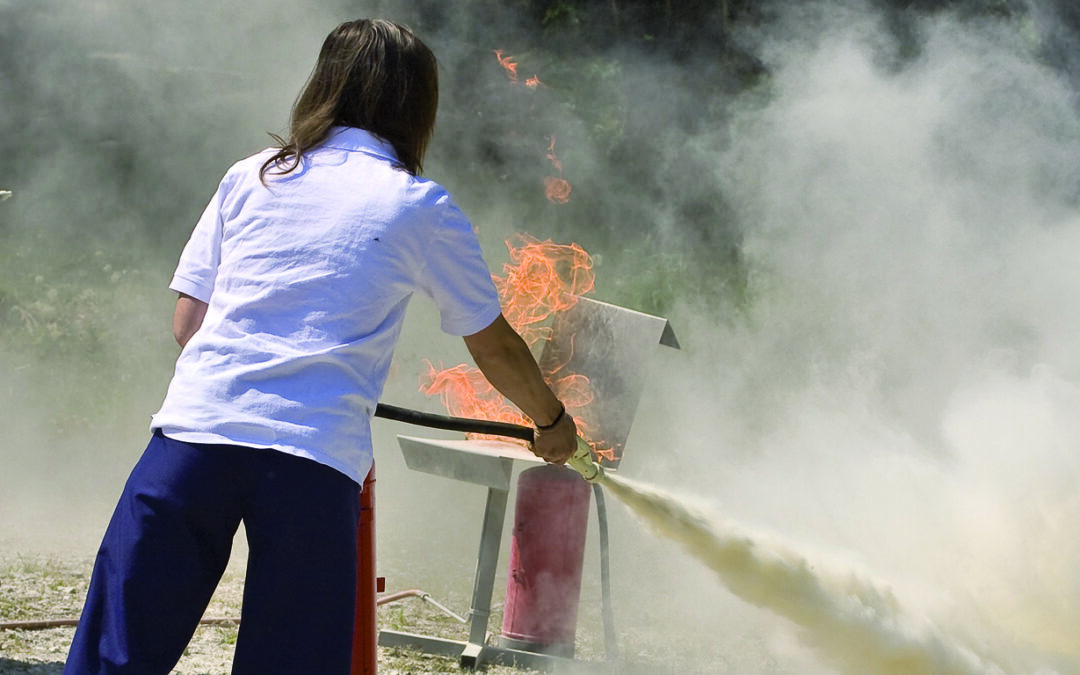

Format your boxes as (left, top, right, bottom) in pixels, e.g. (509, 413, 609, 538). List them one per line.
(378, 437, 595, 671)
(377, 298, 678, 671)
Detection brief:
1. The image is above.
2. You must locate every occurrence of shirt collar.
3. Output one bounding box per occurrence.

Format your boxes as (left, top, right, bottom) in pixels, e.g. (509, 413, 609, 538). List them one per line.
(322, 126, 399, 162)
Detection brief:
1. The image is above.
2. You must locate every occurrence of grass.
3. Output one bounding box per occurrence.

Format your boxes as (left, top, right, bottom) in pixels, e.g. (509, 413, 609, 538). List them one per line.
(213, 625, 238, 647)
(0, 552, 553, 674)
(0, 556, 87, 624)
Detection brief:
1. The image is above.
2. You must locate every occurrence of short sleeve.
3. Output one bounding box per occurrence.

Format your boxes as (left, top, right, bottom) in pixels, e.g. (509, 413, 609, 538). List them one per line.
(169, 185, 225, 303)
(416, 195, 503, 336)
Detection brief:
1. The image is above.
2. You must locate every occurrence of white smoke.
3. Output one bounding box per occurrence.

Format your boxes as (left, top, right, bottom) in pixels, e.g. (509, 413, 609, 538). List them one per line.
(612, 5, 1080, 674)
(4, 2, 1080, 673)
(603, 472, 1008, 674)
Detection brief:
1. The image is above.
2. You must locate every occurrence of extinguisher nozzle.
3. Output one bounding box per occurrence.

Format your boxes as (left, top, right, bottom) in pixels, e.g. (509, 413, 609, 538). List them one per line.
(567, 437, 605, 483)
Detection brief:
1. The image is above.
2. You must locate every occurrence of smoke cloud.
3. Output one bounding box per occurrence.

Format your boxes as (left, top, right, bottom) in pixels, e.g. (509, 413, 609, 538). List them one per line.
(614, 3, 1080, 673)
(2, 1, 1080, 673)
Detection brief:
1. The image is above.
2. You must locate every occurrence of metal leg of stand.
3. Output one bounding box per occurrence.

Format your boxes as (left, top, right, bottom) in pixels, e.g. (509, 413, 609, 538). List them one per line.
(460, 486, 509, 669)
(377, 478, 608, 673)
(379, 485, 510, 670)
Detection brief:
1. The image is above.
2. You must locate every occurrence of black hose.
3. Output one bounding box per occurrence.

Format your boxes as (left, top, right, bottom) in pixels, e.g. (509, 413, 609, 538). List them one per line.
(373, 402, 534, 442)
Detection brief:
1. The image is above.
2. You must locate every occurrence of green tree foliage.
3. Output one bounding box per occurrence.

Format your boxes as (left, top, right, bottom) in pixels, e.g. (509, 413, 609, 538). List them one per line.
(0, 0, 1068, 333)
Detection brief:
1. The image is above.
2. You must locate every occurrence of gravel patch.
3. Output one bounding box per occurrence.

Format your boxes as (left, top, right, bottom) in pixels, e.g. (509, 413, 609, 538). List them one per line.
(2, 547, 750, 674)
(0, 553, 558, 674)
(0, 553, 248, 675)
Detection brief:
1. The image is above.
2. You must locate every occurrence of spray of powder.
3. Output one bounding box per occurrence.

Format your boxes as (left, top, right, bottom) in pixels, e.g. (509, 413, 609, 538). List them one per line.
(599, 471, 1008, 675)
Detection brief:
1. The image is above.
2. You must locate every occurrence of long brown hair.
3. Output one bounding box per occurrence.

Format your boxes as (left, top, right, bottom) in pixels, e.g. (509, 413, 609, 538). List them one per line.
(260, 19, 439, 182)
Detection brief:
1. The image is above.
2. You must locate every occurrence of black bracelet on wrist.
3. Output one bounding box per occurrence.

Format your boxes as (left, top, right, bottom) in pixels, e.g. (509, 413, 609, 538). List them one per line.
(535, 403, 566, 431)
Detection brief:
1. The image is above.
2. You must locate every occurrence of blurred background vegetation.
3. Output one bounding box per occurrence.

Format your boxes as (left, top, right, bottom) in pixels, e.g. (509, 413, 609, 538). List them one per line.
(0, 0, 1076, 445)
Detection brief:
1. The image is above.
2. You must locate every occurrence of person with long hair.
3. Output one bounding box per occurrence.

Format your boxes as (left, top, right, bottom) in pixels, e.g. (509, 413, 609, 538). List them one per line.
(64, 19, 577, 675)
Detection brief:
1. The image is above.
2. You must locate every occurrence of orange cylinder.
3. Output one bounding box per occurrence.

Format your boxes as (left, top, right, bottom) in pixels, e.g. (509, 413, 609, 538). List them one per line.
(351, 464, 377, 675)
(500, 464, 591, 657)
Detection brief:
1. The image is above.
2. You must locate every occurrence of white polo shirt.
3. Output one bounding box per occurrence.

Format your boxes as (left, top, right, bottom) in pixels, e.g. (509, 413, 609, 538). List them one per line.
(151, 127, 503, 483)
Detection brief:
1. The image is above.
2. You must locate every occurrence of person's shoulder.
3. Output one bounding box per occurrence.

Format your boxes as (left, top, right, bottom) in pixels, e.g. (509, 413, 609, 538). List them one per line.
(227, 147, 277, 176)
(401, 173, 456, 210)
(404, 176, 476, 240)
(209, 147, 277, 192)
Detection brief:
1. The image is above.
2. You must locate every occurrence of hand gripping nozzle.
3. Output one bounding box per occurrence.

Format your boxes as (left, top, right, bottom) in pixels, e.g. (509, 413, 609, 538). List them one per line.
(566, 436, 605, 483)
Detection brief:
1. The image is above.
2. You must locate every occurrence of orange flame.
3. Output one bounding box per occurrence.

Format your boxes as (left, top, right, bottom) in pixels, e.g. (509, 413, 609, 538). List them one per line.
(492, 51, 571, 204)
(421, 362, 531, 428)
(544, 177, 572, 204)
(545, 136, 563, 173)
(493, 50, 519, 83)
(543, 136, 572, 204)
(494, 235, 594, 346)
(420, 236, 600, 447)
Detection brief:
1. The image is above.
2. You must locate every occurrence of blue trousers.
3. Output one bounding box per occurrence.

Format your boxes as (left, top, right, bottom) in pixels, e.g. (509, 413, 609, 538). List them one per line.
(64, 431, 361, 675)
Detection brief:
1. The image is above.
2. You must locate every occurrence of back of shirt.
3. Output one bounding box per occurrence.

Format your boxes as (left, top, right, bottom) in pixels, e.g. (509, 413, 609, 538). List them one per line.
(151, 127, 502, 483)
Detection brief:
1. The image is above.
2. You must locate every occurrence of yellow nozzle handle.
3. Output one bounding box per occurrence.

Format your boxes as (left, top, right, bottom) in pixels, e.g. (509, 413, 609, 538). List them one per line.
(567, 436, 604, 483)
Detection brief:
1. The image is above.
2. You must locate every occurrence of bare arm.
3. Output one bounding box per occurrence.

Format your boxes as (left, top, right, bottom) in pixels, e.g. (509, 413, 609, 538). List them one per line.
(463, 314, 577, 464)
(173, 293, 208, 348)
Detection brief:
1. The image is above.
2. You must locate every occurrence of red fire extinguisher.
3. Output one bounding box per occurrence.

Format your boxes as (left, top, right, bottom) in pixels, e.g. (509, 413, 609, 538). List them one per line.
(499, 463, 592, 657)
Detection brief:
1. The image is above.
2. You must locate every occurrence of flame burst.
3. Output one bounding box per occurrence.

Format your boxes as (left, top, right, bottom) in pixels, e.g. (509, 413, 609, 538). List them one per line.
(495, 235, 594, 346)
(544, 136, 572, 204)
(545, 136, 563, 173)
(421, 363, 531, 428)
(544, 177, 572, 204)
(492, 52, 573, 204)
(494, 50, 544, 88)
(493, 50, 519, 83)
(421, 236, 599, 447)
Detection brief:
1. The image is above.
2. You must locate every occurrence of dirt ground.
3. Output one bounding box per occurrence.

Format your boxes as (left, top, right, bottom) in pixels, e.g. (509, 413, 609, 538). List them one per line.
(0, 553, 617, 675)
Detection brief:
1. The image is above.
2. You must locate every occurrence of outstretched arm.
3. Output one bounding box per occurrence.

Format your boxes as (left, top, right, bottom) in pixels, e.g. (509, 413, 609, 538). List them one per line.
(462, 314, 578, 464)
